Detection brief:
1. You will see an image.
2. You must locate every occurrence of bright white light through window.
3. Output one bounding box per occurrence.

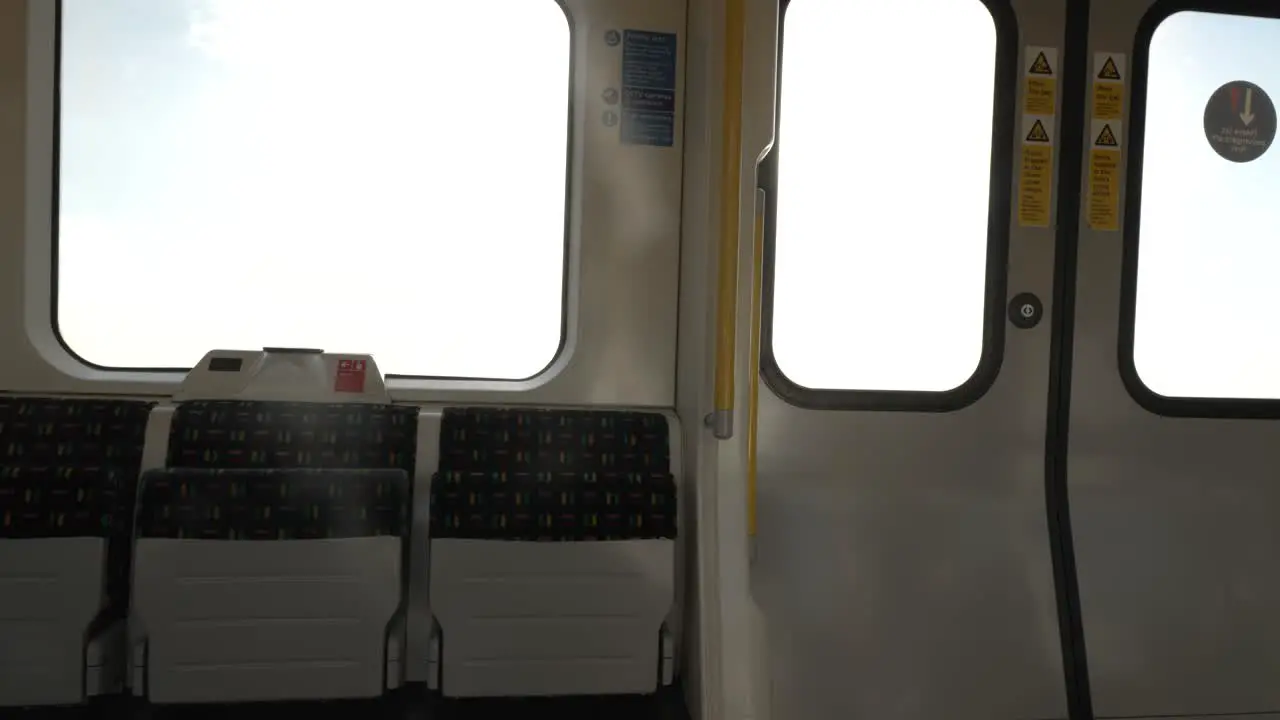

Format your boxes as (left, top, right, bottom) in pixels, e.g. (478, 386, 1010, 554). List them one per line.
(771, 0, 997, 392)
(57, 0, 570, 378)
(1133, 11, 1280, 399)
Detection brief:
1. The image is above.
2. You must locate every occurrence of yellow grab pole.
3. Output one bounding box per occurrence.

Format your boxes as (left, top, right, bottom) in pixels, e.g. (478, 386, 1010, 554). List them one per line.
(711, 0, 747, 440)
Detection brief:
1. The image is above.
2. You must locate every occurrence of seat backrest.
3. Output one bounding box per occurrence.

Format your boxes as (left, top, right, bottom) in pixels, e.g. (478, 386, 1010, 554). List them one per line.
(0, 396, 154, 707)
(430, 407, 676, 541)
(427, 407, 678, 698)
(135, 467, 409, 539)
(132, 467, 408, 704)
(2, 396, 154, 538)
(166, 400, 417, 472)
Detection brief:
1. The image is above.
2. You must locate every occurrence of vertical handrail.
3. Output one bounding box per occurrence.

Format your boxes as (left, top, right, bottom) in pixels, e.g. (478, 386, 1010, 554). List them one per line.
(747, 189, 765, 551)
(710, 0, 748, 440)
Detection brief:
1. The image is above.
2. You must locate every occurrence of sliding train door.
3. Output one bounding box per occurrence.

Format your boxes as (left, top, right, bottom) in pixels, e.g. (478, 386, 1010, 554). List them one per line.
(750, 0, 1071, 718)
(1067, 1, 1280, 718)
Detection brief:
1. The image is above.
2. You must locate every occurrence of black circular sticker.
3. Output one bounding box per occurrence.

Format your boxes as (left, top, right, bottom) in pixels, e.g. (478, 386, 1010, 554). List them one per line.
(1204, 81, 1276, 163)
(1008, 293, 1042, 330)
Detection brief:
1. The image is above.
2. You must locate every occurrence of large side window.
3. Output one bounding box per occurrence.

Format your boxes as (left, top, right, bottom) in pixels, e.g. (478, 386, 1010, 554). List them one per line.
(764, 0, 1007, 404)
(56, 0, 571, 379)
(1126, 10, 1280, 402)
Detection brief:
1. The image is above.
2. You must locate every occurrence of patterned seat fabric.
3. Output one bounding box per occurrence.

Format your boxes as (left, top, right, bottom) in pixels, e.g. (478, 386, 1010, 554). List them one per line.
(0, 397, 154, 606)
(167, 400, 417, 472)
(135, 468, 408, 540)
(1, 466, 125, 539)
(430, 408, 677, 541)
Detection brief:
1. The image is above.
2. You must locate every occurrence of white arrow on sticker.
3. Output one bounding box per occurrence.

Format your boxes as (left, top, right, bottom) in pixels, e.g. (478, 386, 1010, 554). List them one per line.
(1241, 87, 1255, 126)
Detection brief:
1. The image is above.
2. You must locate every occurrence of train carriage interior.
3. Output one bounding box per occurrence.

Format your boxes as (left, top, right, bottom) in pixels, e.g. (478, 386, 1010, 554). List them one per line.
(5, 0, 1280, 719)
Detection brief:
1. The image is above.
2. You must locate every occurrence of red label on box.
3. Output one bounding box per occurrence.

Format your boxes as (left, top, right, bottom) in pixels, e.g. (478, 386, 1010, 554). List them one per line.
(335, 358, 367, 393)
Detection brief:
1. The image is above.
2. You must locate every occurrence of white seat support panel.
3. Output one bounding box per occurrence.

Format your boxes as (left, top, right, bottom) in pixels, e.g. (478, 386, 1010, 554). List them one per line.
(131, 537, 402, 704)
(0, 538, 106, 706)
(430, 538, 675, 697)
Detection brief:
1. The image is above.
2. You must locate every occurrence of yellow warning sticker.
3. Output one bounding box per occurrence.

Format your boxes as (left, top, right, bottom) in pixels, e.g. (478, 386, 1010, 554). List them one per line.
(1094, 122, 1119, 148)
(1024, 46, 1058, 115)
(1097, 56, 1121, 80)
(1092, 52, 1126, 121)
(1020, 145, 1053, 227)
(1019, 114, 1054, 227)
(1026, 119, 1050, 143)
(1088, 120, 1122, 231)
(1028, 50, 1054, 76)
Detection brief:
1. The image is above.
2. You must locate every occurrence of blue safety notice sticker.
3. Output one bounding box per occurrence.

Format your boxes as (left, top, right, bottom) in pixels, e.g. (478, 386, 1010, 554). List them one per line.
(620, 30, 677, 147)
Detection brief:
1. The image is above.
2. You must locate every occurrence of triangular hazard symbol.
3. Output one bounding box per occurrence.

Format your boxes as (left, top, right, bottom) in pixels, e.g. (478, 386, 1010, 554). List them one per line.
(1095, 124, 1118, 147)
(1026, 119, 1050, 143)
(1029, 51, 1053, 75)
(1098, 56, 1121, 80)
